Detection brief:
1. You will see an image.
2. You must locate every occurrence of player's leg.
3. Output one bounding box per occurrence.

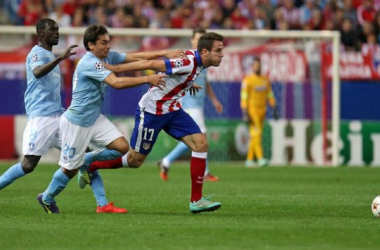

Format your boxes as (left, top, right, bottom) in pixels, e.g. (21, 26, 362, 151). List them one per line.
(181, 133, 221, 213)
(127, 107, 166, 168)
(77, 116, 127, 213)
(187, 108, 218, 181)
(84, 108, 164, 172)
(1, 116, 60, 190)
(166, 109, 220, 213)
(78, 115, 128, 184)
(0, 155, 40, 190)
(250, 110, 268, 167)
(246, 121, 257, 168)
(38, 115, 91, 214)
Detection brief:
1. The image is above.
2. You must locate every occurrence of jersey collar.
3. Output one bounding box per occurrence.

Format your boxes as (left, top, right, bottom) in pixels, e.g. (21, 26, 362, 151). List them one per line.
(194, 50, 203, 67)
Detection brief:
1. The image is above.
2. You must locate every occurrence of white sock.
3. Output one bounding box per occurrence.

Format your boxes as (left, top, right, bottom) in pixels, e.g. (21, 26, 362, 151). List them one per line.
(162, 157, 171, 168)
(122, 152, 129, 168)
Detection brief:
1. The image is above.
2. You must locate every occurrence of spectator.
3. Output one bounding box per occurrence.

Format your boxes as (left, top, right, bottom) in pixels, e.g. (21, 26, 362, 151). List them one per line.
(342, 0, 358, 28)
(141, 0, 156, 22)
(49, 4, 71, 27)
(171, 5, 185, 28)
(358, 21, 375, 47)
(279, 0, 301, 29)
(340, 18, 358, 51)
(18, 0, 45, 26)
(3, 0, 23, 25)
(257, 0, 275, 26)
(362, 33, 380, 55)
(357, 0, 376, 26)
(210, 7, 224, 29)
(333, 8, 345, 30)
(300, 0, 319, 25)
(373, 12, 380, 43)
(230, 8, 249, 29)
(221, 0, 236, 20)
(108, 7, 126, 28)
(62, 0, 78, 17)
(309, 9, 323, 30)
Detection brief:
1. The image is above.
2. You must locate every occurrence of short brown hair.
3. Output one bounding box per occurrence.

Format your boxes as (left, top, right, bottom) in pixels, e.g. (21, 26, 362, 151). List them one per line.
(83, 24, 109, 51)
(197, 32, 224, 52)
(192, 27, 206, 38)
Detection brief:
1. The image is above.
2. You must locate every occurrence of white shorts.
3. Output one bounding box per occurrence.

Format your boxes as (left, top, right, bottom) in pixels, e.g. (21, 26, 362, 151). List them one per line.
(184, 108, 206, 133)
(59, 114, 123, 170)
(22, 115, 62, 156)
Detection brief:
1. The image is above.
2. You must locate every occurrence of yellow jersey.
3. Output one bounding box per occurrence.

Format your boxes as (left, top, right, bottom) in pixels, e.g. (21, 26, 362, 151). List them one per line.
(240, 74, 276, 111)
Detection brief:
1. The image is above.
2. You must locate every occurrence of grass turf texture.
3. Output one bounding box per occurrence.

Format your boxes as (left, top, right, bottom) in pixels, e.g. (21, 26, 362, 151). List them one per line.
(0, 162, 380, 250)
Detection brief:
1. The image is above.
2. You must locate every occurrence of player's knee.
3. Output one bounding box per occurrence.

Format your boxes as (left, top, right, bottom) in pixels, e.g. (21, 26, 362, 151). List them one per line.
(21, 157, 39, 174)
(193, 140, 208, 152)
(21, 162, 37, 174)
(62, 168, 78, 178)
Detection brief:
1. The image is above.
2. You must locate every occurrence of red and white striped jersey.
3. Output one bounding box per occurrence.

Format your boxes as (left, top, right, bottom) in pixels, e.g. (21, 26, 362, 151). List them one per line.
(138, 49, 204, 115)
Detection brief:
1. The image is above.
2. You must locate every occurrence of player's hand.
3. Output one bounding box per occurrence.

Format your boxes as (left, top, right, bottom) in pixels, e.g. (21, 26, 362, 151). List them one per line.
(188, 83, 202, 95)
(213, 100, 223, 114)
(273, 106, 279, 120)
(148, 74, 166, 90)
(165, 49, 186, 59)
(60, 45, 78, 60)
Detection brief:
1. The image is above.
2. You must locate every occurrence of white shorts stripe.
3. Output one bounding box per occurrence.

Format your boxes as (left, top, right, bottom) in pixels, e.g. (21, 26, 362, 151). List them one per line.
(135, 108, 145, 152)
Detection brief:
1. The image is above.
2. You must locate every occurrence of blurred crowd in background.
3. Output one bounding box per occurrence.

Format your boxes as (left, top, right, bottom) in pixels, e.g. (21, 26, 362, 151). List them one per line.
(0, 0, 380, 52)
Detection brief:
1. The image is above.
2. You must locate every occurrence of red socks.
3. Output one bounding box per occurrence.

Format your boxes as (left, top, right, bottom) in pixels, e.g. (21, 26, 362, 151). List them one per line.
(89, 157, 123, 173)
(190, 152, 207, 203)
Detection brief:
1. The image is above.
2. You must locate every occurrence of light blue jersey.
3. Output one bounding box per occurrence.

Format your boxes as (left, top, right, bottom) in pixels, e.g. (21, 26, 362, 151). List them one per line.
(64, 50, 126, 127)
(182, 69, 207, 109)
(25, 45, 64, 119)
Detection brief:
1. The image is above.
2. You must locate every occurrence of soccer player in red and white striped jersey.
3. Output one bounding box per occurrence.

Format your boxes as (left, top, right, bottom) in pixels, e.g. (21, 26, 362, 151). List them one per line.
(86, 32, 224, 213)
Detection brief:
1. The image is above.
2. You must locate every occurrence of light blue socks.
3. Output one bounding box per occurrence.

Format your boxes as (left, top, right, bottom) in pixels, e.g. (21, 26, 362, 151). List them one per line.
(84, 150, 124, 166)
(90, 170, 108, 207)
(0, 163, 25, 190)
(84, 150, 122, 207)
(42, 168, 70, 204)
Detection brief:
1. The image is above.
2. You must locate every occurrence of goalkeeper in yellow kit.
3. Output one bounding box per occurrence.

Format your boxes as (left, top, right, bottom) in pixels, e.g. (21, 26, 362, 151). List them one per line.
(240, 58, 277, 168)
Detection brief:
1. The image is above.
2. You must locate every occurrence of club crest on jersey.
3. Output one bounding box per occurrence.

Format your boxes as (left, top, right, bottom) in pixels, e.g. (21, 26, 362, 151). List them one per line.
(32, 54, 38, 62)
(143, 142, 151, 150)
(94, 62, 103, 71)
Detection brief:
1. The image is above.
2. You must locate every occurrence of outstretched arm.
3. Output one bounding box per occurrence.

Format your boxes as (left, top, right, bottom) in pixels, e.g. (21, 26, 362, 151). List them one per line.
(33, 45, 78, 78)
(125, 49, 185, 62)
(104, 60, 167, 74)
(103, 72, 166, 90)
(206, 82, 223, 114)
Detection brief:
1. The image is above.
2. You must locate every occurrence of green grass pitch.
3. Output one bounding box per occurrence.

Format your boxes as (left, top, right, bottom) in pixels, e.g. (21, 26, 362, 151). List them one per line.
(1, 162, 380, 250)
